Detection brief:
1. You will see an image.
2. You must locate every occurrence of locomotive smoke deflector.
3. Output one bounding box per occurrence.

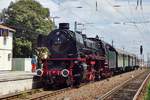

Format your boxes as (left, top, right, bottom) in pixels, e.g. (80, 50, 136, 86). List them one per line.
(59, 23, 70, 29)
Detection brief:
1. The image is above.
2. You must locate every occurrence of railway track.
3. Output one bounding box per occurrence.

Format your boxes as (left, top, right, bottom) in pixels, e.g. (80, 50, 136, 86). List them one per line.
(0, 83, 79, 100)
(133, 70, 150, 100)
(26, 87, 72, 100)
(0, 87, 72, 100)
(26, 82, 92, 100)
(0, 79, 94, 100)
(0, 69, 148, 100)
(0, 88, 43, 100)
(96, 70, 150, 100)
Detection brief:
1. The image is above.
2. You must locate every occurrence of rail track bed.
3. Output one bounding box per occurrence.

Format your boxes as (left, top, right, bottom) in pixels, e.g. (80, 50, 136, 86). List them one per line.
(27, 87, 73, 100)
(98, 70, 150, 100)
(22, 83, 88, 100)
(0, 85, 74, 100)
(0, 88, 44, 100)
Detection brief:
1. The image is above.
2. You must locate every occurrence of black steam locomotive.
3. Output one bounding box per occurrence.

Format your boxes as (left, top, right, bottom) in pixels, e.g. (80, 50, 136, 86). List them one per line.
(34, 23, 139, 88)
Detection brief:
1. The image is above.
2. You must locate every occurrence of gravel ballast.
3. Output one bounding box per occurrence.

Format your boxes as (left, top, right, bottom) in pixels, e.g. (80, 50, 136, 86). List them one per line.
(48, 69, 146, 100)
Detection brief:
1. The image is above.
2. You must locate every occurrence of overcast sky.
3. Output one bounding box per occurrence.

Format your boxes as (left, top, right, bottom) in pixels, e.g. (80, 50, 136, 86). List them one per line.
(0, 0, 150, 60)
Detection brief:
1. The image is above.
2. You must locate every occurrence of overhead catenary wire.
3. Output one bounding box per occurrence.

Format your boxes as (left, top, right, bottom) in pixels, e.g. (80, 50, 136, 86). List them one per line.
(80, 0, 135, 45)
(105, 0, 146, 41)
(127, 0, 145, 39)
(101, 0, 148, 55)
(128, 0, 150, 34)
(54, 0, 149, 38)
(127, 0, 150, 48)
(79, 0, 119, 34)
(140, 4, 150, 34)
(56, 0, 107, 37)
(114, 0, 150, 57)
(55, 0, 148, 46)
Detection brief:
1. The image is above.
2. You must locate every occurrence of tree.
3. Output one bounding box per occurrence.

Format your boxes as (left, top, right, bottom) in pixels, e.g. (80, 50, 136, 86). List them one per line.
(0, 13, 3, 22)
(13, 38, 32, 58)
(0, 9, 6, 22)
(2, 0, 53, 57)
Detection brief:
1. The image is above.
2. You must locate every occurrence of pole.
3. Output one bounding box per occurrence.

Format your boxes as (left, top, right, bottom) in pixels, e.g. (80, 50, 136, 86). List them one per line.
(112, 40, 114, 47)
(74, 21, 77, 32)
(147, 53, 150, 67)
(96, 1, 98, 11)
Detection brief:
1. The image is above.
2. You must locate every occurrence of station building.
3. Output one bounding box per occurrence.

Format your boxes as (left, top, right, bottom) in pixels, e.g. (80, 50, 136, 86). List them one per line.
(0, 24, 15, 70)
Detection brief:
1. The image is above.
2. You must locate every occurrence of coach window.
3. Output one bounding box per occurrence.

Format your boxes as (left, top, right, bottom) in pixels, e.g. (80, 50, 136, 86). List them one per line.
(90, 42, 92, 48)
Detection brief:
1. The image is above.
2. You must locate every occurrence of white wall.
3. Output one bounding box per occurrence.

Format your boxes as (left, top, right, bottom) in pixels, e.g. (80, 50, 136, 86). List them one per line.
(0, 34, 13, 50)
(12, 58, 32, 72)
(25, 58, 32, 72)
(0, 30, 13, 70)
(0, 79, 33, 96)
(0, 50, 12, 70)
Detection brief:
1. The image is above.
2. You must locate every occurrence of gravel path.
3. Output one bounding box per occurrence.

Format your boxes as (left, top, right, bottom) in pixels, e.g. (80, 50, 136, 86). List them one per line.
(47, 69, 146, 100)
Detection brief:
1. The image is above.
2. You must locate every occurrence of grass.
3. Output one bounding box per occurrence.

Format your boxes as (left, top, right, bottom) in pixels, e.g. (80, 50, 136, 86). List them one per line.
(144, 81, 150, 100)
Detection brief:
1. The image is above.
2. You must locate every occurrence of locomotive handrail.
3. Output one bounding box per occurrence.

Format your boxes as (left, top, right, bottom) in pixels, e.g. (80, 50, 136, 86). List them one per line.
(46, 58, 86, 61)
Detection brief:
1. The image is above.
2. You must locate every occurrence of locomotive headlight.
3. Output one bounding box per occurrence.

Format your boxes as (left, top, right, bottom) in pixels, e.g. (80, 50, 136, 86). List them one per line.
(74, 60, 79, 64)
(36, 69, 43, 76)
(61, 69, 69, 77)
(43, 54, 48, 59)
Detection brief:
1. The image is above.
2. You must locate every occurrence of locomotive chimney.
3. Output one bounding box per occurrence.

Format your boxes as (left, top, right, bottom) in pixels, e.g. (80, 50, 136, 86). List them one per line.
(59, 23, 69, 29)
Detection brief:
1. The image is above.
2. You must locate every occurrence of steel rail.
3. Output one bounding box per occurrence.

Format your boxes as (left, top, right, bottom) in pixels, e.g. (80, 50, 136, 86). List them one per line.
(96, 70, 150, 100)
(28, 87, 72, 100)
(0, 88, 43, 100)
(133, 72, 150, 100)
(95, 76, 132, 100)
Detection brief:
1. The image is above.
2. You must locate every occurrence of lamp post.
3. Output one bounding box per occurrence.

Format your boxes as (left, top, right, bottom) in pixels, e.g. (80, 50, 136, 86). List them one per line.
(74, 21, 84, 32)
(74, 21, 94, 32)
(50, 16, 60, 29)
(147, 53, 150, 67)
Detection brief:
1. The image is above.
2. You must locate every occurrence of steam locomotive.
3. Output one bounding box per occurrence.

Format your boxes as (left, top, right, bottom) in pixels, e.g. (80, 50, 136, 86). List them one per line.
(34, 23, 139, 88)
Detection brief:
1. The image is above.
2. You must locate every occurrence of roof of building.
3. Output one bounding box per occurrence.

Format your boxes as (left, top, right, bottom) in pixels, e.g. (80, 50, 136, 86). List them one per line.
(0, 24, 15, 32)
